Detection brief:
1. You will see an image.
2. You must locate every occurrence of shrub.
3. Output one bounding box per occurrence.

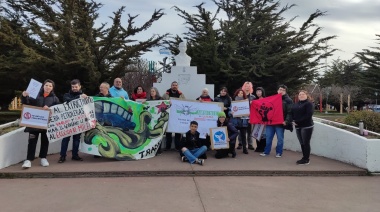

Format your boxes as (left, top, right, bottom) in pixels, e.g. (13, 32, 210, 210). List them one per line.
(344, 111, 380, 133)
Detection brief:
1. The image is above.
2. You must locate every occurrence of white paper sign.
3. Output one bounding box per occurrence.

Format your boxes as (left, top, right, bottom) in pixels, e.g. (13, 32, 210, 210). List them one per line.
(19, 105, 50, 129)
(210, 127, 229, 150)
(167, 98, 223, 138)
(47, 97, 96, 143)
(252, 124, 265, 140)
(231, 100, 250, 117)
(26, 78, 42, 99)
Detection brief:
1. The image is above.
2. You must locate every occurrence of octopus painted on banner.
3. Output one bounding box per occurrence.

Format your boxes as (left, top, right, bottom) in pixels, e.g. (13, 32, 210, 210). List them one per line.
(81, 97, 170, 160)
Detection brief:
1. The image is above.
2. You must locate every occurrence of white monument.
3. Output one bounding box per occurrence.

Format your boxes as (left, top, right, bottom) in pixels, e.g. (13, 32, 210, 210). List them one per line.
(154, 41, 215, 100)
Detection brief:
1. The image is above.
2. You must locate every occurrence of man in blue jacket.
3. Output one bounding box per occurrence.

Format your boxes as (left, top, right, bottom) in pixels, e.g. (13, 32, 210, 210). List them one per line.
(109, 78, 129, 100)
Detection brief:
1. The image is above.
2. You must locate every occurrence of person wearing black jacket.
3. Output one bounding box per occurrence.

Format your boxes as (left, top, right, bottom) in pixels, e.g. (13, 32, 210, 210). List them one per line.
(58, 79, 88, 163)
(180, 121, 206, 165)
(261, 84, 293, 158)
(214, 87, 232, 117)
(215, 112, 239, 159)
(21, 79, 60, 169)
(291, 90, 314, 165)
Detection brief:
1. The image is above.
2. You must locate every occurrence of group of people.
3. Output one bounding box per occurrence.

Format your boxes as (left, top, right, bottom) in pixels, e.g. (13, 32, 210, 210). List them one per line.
(20, 78, 314, 169)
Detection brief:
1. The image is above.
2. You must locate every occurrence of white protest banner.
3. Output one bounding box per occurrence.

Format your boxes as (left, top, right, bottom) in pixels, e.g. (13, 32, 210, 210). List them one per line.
(168, 98, 223, 138)
(231, 100, 250, 117)
(251, 124, 265, 140)
(210, 127, 229, 150)
(19, 105, 50, 129)
(47, 97, 96, 143)
(26, 78, 42, 99)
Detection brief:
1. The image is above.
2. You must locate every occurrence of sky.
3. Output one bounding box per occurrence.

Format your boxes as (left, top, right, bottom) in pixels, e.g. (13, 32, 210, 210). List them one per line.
(96, 0, 380, 65)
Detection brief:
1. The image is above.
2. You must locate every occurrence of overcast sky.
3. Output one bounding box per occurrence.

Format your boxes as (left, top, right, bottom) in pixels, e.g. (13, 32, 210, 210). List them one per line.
(97, 0, 380, 64)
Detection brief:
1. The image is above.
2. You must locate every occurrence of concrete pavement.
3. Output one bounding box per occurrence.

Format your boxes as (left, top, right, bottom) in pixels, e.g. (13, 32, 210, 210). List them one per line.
(0, 149, 366, 178)
(0, 176, 379, 212)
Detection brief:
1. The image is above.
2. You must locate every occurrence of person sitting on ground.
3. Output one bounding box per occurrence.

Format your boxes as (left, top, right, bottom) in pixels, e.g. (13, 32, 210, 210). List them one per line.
(215, 112, 239, 159)
(180, 121, 206, 165)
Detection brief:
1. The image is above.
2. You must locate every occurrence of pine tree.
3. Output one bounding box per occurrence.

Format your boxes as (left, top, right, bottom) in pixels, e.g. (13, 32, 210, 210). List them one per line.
(171, 0, 336, 94)
(1, 0, 167, 108)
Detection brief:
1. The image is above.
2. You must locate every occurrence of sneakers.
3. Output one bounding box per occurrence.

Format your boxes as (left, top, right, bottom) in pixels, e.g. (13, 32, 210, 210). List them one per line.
(181, 156, 188, 162)
(260, 153, 268, 156)
(72, 155, 83, 161)
(297, 159, 310, 165)
(58, 156, 66, 163)
(275, 154, 282, 158)
(22, 160, 31, 169)
(40, 158, 49, 167)
(197, 159, 204, 166)
(248, 145, 255, 150)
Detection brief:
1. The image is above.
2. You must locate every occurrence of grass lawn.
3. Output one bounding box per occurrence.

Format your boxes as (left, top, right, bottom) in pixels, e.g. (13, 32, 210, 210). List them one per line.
(314, 111, 347, 123)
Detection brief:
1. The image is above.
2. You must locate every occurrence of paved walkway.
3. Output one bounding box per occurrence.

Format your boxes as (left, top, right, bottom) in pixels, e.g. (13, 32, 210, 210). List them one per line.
(1, 176, 379, 212)
(0, 149, 366, 178)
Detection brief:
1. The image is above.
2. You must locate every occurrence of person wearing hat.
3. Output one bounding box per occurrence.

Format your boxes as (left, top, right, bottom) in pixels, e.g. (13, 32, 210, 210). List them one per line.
(215, 111, 239, 159)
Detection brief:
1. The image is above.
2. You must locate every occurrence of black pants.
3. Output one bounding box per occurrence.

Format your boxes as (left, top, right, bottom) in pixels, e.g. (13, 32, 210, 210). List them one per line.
(237, 127, 247, 151)
(27, 132, 49, 161)
(255, 138, 266, 152)
(165, 132, 182, 150)
(296, 127, 314, 160)
(215, 140, 236, 159)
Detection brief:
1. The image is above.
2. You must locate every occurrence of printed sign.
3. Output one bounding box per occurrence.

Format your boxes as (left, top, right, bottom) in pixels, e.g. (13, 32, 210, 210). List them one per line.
(210, 127, 229, 150)
(19, 105, 50, 129)
(231, 100, 250, 117)
(167, 98, 223, 138)
(81, 98, 170, 160)
(47, 97, 96, 143)
(252, 124, 265, 140)
(26, 78, 42, 99)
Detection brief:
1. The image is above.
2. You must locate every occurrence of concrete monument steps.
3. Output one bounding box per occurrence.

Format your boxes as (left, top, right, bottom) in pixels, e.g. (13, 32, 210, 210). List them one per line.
(0, 150, 367, 178)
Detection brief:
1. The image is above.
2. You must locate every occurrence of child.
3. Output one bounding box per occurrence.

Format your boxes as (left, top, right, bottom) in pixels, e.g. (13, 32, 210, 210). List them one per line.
(180, 121, 207, 165)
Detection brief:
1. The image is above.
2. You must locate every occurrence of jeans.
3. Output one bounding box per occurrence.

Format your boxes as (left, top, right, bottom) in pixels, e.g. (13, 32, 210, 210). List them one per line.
(166, 133, 182, 150)
(27, 132, 49, 161)
(60, 133, 81, 157)
(296, 127, 314, 160)
(264, 125, 284, 155)
(183, 146, 207, 164)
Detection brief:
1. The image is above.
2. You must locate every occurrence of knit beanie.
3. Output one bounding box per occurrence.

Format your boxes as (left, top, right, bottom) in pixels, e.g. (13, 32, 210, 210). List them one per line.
(217, 111, 226, 118)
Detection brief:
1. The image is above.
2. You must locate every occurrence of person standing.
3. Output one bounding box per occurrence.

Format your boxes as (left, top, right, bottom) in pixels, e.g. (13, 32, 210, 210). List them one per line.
(162, 81, 185, 150)
(242, 81, 256, 150)
(131, 85, 147, 101)
(292, 90, 314, 165)
(58, 79, 88, 163)
(21, 79, 60, 168)
(254, 87, 267, 152)
(96, 82, 112, 97)
(231, 89, 249, 154)
(147, 87, 163, 155)
(260, 84, 293, 158)
(109, 78, 129, 99)
(196, 88, 213, 102)
(147, 87, 163, 100)
(214, 112, 239, 159)
(214, 87, 232, 117)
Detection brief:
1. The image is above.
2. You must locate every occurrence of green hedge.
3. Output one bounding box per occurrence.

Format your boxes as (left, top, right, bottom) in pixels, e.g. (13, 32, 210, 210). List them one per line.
(344, 111, 380, 133)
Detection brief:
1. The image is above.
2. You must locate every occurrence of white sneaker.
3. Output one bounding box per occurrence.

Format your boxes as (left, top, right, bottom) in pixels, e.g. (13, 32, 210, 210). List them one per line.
(22, 160, 31, 169)
(260, 153, 268, 157)
(40, 158, 49, 167)
(275, 154, 282, 158)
